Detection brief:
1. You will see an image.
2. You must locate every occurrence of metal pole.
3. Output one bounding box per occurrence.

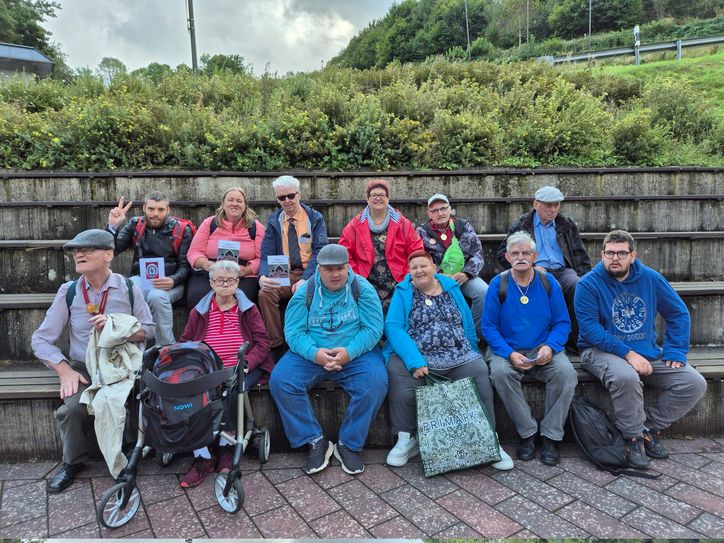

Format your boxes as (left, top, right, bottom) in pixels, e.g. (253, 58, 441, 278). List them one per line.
(633, 25, 641, 66)
(526, 0, 530, 43)
(187, 0, 199, 74)
(588, 0, 592, 50)
(464, 0, 471, 59)
(676, 39, 682, 60)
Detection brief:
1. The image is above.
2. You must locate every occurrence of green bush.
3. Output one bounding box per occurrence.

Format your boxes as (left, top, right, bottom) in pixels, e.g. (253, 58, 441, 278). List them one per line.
(611, 107, 668, 163)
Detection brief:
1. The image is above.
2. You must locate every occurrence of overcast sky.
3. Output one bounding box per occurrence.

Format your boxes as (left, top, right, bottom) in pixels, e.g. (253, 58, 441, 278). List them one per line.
(44, 0, 396, 74)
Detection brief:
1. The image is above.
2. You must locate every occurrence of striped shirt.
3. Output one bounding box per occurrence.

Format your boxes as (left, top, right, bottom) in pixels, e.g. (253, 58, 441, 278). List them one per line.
(204, 297, 245, 368)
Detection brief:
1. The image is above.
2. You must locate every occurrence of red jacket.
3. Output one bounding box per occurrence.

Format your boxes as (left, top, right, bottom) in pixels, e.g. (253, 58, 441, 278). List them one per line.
(339, 206, 423, 283)
(180, 290, 274, 383)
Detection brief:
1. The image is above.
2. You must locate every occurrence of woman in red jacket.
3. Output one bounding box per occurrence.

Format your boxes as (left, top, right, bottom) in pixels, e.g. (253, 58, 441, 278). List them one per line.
(339, 179, 423, 313)
(177, 259, 273, 488)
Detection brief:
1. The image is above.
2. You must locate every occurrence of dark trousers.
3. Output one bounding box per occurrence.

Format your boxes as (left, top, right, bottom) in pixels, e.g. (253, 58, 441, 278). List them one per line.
(549, 267, 581, 352)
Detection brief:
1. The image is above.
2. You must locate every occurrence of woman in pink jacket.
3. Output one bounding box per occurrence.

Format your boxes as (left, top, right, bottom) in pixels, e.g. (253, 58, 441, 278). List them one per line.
(186, 187, 265, 307)
(339, 179, 423, 313)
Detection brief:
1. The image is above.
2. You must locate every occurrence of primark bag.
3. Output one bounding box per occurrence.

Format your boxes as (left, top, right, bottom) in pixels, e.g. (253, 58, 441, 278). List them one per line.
(416, 373, 500, 477)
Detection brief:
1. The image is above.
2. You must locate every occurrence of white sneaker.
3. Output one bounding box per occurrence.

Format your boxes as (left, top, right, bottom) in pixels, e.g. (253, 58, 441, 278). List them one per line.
(386, 432, 419, 467)
(491, 437, 514, 470)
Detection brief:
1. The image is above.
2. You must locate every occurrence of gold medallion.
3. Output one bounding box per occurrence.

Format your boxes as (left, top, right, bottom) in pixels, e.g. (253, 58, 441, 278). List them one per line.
(425, 299, 433, 306)
(86, 303, 98, 314)
(440, 234, 447, 241)
(520, 296, 529, 305)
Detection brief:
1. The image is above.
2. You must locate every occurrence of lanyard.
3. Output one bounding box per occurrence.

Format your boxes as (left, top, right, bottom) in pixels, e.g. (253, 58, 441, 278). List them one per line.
(80, 276, 109, 315)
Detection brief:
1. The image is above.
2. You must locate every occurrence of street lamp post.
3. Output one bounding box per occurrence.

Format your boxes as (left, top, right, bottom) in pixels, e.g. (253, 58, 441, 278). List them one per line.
(187, 0, 199, 74)
(464, 0, 471, 59)
(588, 0, 592, 50)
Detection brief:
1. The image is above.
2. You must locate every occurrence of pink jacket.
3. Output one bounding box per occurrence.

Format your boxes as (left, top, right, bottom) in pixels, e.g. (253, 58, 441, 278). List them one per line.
(187, 216, 265, 275)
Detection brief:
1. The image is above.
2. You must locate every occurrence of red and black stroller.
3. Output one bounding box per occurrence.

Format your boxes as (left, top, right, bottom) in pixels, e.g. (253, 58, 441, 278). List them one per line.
(96, 341, 270, 528)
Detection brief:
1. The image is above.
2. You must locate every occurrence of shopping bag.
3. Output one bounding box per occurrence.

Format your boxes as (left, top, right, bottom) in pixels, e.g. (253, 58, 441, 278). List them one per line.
(415, 373, 500, 477)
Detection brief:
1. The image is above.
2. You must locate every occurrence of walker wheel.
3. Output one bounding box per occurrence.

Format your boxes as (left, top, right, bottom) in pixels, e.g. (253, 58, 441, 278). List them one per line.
(97, 482, 141, 528)
(215, 472, 244, 513)
(255, 427, 271, 464)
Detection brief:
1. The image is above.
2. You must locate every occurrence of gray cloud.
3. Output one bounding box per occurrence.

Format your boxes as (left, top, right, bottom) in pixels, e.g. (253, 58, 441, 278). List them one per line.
(46, 0, 394, 74)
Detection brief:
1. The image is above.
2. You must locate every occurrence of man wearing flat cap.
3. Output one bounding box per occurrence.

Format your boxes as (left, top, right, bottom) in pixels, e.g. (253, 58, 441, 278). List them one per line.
(497, 186, 591, 352)
(269, 244, 387, 477)
(32, 229, 155, 494)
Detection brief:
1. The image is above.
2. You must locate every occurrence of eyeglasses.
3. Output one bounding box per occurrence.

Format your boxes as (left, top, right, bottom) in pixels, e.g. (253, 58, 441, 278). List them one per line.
(368, 192, 388, 200)
(603, 250, 632, 260)
(428, 205, 450, 214)
(509, 251, 533, 258)
(69, 247, 101, 256)
(212, 277, 239, 286)
(277, 192, 298, 202)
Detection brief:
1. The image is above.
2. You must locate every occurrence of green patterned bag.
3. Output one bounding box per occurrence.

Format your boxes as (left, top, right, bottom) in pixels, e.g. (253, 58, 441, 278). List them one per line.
(416, 373, 500, 477)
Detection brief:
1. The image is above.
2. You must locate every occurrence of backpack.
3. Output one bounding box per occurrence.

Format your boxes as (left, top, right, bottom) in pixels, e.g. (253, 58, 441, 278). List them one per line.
(131, 216, 197, 255)
(141, 342, 235, 454)
(66, 276, 134, 311)
(498, 269, 551, 305)
(568, 397, 659, 478)
(305, 274, 361, 309)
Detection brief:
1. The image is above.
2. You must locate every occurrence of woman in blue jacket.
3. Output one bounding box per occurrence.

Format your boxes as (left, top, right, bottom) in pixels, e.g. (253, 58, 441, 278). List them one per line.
(383, 251, 513, 470)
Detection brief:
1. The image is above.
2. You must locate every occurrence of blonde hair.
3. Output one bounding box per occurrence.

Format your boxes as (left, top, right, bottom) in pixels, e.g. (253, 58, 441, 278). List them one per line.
(215, 187, 256, 229)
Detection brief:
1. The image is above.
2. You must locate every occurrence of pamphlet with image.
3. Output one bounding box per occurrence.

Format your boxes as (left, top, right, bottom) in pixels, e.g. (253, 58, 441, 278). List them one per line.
(267, 255, 291, 286)
(216, 240, 241, 262)
(139, 257, 165, 293)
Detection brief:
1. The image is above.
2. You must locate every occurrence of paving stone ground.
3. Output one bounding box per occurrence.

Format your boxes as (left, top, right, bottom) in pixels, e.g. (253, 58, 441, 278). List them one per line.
(0, 438, 722, 539)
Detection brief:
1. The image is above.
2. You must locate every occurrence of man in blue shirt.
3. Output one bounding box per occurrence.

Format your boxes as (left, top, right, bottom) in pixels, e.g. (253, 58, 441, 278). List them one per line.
(497, 186, 591, 353)
(575, 230, 707, 469)
(483, 232, 577, 466)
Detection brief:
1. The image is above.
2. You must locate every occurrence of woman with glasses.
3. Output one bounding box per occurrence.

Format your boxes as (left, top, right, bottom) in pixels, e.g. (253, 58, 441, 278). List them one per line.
(186, 187, 265, 308)
(382, 251, 513, 470)
(339, 179, 423, 313)
(178, 259, 273, 488)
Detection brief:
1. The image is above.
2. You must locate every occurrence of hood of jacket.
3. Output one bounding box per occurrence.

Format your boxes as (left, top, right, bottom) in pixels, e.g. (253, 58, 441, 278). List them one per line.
(591, 257, 643, 286)
(193, 288, 254, 315)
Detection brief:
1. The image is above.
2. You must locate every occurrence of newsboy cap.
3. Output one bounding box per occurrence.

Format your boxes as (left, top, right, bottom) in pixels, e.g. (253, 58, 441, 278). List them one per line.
(317, 244, 349, 266)
(63, 229, 115, 251)
(427, 193, 449, 207)
(534, 186, 565, 203)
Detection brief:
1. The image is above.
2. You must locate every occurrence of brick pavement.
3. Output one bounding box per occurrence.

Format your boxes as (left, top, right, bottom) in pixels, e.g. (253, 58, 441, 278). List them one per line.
(0, 437, 722, 539)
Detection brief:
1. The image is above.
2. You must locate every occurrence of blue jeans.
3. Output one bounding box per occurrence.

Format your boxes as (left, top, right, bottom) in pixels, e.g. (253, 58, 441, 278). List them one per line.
(130, 275, 184, 346)
(269, 348, 388, 451)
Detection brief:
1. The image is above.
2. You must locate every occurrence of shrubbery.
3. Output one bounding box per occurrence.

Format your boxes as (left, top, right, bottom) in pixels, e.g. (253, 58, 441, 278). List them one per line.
(0, 53, 721, 170)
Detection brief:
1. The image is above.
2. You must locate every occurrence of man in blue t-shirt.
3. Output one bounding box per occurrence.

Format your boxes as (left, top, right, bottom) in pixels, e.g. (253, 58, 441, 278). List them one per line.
(482, 231, 577, 466)
(575, 230, 707, 470)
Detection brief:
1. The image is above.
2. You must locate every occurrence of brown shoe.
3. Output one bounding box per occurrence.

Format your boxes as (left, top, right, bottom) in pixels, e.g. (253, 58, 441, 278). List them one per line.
(180, 455, 216, 488)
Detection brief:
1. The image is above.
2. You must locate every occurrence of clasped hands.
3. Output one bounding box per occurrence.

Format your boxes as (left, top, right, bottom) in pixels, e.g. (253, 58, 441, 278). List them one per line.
(315, 347, 350, 372)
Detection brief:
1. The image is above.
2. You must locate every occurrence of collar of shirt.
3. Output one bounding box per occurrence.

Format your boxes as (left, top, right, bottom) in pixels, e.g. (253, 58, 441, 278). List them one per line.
(534, 213, 556, 230)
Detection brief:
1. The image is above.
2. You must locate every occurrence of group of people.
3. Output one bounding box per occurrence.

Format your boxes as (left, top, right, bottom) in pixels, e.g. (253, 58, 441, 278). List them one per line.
(32, 177, 707, 494)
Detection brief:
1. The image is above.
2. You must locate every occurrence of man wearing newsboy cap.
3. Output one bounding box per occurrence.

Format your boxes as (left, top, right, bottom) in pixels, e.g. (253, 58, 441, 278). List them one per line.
(496, 186, 591, 353)
(31, 229, 155, 494)
(269, 244, 387, 477)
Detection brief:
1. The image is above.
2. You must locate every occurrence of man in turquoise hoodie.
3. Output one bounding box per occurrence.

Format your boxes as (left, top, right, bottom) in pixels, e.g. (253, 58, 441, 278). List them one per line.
(269, 244, 387, 476)
(575, 230, 707, 470)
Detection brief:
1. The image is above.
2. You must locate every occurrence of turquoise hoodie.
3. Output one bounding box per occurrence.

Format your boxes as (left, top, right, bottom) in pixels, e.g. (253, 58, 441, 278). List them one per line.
(284, 266, 383, 362)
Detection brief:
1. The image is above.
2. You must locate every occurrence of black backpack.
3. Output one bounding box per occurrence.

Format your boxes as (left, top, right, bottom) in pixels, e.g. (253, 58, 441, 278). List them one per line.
(568, 397, 659, 478)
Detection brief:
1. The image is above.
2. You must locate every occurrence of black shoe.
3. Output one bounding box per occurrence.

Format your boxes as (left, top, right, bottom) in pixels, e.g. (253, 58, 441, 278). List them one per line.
(304, 439, 333, 475)
(540, 436, 560, 466)
(643, 429, 669, 459)
(517, 434, 536, 461)
(47, 462, 85, 494)
(334, 443, 365, 474)
(625, 437, 650, 469)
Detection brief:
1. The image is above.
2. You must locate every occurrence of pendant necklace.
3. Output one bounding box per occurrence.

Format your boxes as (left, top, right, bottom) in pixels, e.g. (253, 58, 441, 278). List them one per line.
(421, 281, 440, 306)
(434, 222, 450, 241)
(514, 274, 533, 305)
(80, 276, 109, 315)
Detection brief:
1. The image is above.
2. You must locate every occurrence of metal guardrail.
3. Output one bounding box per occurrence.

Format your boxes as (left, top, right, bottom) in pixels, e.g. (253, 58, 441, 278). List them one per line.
(542, 35, 724, 65)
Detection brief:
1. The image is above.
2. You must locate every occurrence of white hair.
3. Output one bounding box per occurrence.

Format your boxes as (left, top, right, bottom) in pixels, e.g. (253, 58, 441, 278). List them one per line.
(506, 231, 537, 253)
(209, 260, 240, 279)
(272, 175, 300, 192)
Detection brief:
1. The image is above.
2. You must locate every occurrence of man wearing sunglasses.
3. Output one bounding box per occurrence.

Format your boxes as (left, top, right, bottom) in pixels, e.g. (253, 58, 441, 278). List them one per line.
(258, 175, 328, 360)
(31, 229, 155, 494)
(575, 229, 706, 470)
(497, 186, 591, 354)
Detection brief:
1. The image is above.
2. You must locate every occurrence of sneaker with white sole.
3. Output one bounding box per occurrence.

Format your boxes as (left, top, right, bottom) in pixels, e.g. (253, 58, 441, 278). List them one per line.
(386, 431, 419, 467)
(334, 443, 365, 474)
(491, 444, 514, 470)
(305, 438, 334, 475)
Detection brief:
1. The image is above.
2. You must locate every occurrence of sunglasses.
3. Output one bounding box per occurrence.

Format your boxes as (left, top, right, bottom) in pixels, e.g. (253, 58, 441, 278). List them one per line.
(277, 192, 298, 202)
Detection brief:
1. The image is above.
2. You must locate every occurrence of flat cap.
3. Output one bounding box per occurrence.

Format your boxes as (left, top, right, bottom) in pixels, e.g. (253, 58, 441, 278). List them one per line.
(63, 229, 115, 251)
(317, 244, 349, 266)
(534, 186, 565, 203)
(427, 193, 449, 206)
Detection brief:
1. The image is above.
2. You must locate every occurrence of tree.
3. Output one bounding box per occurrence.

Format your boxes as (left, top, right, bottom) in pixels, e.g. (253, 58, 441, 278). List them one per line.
(548, 0, 644, 39)
(132, 62, 173, 84)
(97, 56, 127, 86)
(200, 53, 249, 75)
